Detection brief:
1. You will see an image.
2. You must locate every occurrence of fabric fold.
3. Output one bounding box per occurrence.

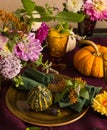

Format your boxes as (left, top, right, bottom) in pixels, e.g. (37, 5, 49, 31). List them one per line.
(23, 68, 54, 86)
(17, 68, 54, 90)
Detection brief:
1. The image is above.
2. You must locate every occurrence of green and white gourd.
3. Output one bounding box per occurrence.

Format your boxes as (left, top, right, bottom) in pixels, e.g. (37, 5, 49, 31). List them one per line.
(27, 86, 53, 111)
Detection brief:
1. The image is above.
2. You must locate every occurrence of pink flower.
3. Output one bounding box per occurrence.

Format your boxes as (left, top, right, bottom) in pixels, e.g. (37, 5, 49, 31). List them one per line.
(84, 0, 107, 21)
(35, 23, 49, 44)
(14, 33, 43, 61)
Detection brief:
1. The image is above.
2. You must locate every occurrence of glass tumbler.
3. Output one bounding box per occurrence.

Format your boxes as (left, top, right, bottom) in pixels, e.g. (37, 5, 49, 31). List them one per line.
(46, 35, 68, 58)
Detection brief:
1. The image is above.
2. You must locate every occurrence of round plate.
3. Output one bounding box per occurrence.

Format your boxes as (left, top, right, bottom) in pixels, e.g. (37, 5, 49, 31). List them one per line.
(5, 75, 89, 127)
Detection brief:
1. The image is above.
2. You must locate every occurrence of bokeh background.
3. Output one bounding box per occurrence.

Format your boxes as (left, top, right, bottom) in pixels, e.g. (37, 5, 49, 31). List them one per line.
(0, 0, 106, 29)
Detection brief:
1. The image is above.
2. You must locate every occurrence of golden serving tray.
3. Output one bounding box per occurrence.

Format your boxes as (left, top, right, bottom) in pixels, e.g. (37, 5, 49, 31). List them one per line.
(5, 74, 89, 127)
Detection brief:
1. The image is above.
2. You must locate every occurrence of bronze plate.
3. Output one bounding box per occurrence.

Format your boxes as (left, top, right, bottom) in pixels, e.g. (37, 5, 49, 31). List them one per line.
(5, 74, 89, 127)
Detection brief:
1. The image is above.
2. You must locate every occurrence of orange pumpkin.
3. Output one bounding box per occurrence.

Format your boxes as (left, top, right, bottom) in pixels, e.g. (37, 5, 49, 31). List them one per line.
(73, 40, 107, 78)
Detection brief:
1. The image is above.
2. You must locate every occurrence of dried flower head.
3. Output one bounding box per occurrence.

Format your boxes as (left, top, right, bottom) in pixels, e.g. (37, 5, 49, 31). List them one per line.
(48, 79, 66, 92)
(0, 10, 28, 33)
(69, 88, 78, 104)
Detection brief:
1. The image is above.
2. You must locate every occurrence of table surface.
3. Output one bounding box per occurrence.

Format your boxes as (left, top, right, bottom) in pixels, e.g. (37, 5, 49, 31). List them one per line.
(0, 33, 107, 130)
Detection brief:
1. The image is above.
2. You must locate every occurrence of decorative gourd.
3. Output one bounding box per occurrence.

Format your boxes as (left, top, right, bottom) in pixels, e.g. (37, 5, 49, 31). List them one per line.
(65, 33, 76, 53)
(27, 86, 53, 111)
(73, 40, 107, 78)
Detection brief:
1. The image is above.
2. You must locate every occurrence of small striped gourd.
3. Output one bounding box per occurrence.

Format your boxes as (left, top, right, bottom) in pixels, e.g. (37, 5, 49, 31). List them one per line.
(27, 86, 53, 111)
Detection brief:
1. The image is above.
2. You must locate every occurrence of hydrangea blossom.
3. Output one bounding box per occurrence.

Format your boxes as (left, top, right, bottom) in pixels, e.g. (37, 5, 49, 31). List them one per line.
(14, 33, 43, 61)
(84, 0, 107, 21)
(65, 0, 84, 13)
(35, 23, 49, 44)
(0, 54, 22, 79)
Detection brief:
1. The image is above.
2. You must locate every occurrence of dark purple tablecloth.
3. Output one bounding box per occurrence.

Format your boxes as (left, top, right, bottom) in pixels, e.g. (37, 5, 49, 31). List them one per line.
(0, 37, 107, 130)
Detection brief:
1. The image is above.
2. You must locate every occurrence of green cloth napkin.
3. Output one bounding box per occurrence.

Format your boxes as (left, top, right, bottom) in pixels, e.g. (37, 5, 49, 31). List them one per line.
(23, 68, 54, 86)
(17, 76, 44, 90)
(70, 98, 87, 112)
(69, 85, 102, 112)
(17, 68, 54, 91)
(58, 85, 102, 112)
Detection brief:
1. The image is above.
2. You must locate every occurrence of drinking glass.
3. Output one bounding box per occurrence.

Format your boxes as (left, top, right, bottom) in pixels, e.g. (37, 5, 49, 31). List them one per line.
(46, 35, 68, 58)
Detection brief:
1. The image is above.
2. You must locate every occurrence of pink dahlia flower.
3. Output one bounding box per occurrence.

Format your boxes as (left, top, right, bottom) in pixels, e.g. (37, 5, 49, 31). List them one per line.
(14, 33, 43, 61)
(84, 0, 107, 21)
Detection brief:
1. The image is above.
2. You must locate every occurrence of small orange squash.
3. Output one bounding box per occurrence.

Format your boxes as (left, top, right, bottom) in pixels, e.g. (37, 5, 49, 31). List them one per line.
(73, 40, 107, 78)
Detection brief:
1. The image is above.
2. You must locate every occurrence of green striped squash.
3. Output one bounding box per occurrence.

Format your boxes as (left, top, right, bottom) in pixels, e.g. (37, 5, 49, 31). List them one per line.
(27, 86, 53, 111)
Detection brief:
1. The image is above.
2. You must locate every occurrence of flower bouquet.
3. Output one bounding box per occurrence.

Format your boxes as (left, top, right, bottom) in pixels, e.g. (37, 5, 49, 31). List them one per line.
(64, 0, 107, 36)
(84, 0, 107, 21)
(80, 0, 107, 36)
(0, 0, 51, 88)
(82, 0, 107, 36)
(64, 0, 107, 21)
(0, 0, 86, 87)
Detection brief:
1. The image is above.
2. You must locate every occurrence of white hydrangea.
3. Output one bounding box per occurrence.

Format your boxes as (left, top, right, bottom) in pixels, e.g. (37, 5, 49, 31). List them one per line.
(65, 0, 84, 13)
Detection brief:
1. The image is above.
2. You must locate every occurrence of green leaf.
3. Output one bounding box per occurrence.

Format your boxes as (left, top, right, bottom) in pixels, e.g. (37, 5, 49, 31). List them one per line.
(66, 80, 73, 86)
(62, 22, 69, 29)
(21, 0, 36, 14)
(13, 75, 24, 87)
(35, 5, 46, 15)
(14, 8, 26, 17)
(34, 17, 53, 22)
(79, 88, 89, 99)
(55, 11, 85, 23)
(34, 55, 43, 67)
(25, 126, 41, 130)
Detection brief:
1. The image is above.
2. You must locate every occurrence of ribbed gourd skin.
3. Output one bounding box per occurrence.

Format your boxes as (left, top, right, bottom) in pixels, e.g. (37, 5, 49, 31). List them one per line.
(73, 44, 107, 78)
(27, 86, 53, 112)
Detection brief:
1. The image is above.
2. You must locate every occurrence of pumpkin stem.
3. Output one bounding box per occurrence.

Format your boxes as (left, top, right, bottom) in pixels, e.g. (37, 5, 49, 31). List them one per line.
(78, 40, 101, 56)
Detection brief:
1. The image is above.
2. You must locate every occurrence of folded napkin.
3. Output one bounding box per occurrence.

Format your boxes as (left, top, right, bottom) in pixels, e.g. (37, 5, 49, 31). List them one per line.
(17, 68, 54, 91)
(57, 85, 102, 112)
(23, 68, 54, 86)
(70, 85, 102, 112)
(17, 76, 44, 90)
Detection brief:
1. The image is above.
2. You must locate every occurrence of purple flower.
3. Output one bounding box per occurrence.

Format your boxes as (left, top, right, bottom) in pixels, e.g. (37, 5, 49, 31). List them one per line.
(35, 23, 49, 44)
(0, 54, 22, 79)
(14, 33, 43, 61)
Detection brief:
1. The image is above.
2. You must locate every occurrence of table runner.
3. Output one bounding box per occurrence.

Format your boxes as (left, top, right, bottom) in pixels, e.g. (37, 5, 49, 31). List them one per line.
(0, 37, 107, 130)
